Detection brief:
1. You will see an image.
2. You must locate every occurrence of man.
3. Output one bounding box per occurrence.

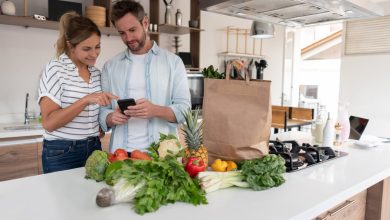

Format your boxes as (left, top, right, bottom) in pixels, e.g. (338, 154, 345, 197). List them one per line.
(99, 0, 191, 153)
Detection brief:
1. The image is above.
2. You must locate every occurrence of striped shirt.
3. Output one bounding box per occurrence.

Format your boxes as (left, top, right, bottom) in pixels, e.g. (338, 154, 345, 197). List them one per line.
(38, 53, 102, 140)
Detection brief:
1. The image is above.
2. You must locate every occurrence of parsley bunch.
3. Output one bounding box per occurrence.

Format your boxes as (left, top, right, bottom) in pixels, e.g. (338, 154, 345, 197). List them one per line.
(110, 155, 208, 215)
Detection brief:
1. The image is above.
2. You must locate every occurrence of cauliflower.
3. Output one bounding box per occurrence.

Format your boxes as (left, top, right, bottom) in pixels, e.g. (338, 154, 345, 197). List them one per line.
(158, 139, 181, 158)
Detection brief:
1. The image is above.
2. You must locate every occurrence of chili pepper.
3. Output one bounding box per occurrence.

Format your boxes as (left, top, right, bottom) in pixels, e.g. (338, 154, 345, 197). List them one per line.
(185, 157, 206, 178)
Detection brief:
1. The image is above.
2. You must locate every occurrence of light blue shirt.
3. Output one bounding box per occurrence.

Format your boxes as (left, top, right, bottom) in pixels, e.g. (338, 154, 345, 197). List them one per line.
(99, 42, 191, 152)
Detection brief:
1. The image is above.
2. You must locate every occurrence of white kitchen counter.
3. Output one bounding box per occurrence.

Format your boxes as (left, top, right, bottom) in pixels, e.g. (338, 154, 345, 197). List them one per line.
(0, 123, 44, 139)
(1, 132, 390, 220)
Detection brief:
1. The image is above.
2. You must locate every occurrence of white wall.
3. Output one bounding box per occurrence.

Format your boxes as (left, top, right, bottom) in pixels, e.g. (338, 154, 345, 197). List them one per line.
(0, 24, 124, 123)
(339, 54, 390, 137)
(199, 11, 285, 105)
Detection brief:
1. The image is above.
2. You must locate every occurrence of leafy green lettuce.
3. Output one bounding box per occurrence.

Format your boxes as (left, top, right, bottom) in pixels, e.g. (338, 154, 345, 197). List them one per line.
(240, 154, 286, 191)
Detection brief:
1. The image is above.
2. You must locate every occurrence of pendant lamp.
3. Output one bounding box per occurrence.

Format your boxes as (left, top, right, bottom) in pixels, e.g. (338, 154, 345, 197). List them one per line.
(250, 21, 274, 39)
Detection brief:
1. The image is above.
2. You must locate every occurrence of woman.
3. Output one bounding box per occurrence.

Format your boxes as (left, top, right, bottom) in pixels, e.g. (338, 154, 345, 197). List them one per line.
(38, 12, 117, 173)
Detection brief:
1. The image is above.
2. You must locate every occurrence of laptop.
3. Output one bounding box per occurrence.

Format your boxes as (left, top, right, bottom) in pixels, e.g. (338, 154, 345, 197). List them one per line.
(349, 115, 369, 140)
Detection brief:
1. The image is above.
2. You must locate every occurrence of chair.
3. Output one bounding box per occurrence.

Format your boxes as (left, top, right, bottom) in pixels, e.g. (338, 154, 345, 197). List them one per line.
(272, 105, 289, 113)
(289, 107, 314, 131)
(290, 107, 314, 120)
(271, 109, 287, 133)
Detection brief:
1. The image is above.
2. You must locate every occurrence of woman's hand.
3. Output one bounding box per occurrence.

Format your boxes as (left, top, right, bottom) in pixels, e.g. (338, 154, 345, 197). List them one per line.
(84, 92, 118, 106)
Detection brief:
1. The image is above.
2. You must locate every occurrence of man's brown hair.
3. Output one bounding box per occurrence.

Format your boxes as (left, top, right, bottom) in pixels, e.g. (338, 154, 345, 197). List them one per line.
(110, 0, 146, 26)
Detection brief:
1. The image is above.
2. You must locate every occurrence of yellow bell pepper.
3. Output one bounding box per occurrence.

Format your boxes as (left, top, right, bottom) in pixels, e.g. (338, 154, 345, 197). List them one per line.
(226, 161, 237, 171)
(211, 159, 228, 172)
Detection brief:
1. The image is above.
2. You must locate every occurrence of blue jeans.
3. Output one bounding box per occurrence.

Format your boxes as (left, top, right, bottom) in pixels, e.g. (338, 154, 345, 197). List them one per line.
(42, 136, 102, 174)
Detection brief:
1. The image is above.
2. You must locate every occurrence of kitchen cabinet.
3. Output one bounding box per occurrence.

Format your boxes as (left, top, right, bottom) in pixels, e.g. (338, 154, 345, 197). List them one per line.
(100, 133, 111, 153)
(314, 190, 367, 220)
(365, 177, 390, 220)
(37, 141, 43, 174)
(0, 139, 39, 181)
(0, 133, 111, 181)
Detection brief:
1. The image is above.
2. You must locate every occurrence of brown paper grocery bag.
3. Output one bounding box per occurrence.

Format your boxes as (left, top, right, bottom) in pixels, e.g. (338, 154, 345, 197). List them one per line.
(203, 63, 271, 164)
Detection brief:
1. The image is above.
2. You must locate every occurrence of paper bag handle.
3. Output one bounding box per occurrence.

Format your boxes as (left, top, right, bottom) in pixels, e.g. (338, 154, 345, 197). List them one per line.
(225, 61, 250, 83)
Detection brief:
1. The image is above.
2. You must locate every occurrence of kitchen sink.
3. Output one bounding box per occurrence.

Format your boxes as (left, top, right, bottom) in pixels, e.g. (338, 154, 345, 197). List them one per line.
(3, 124, 43, 131)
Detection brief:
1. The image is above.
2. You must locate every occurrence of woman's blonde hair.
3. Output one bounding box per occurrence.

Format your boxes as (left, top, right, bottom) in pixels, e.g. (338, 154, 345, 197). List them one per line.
(56, 12, 101, 57)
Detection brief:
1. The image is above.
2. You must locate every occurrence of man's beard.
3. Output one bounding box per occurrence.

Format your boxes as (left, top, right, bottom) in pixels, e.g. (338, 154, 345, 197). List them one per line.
(127, 29, 147, 52)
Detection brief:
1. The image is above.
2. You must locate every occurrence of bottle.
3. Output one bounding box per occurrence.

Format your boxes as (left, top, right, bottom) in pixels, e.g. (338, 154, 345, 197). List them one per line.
(322, 112, 335, 147)
(175, 9, 182, 26)
(311, 105, 326, 143)
(337, 102, 350, 141)
(164, 4, 172, 24)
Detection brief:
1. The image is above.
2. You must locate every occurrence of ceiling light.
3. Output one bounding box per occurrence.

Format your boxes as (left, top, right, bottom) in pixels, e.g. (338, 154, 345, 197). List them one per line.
(250, 21, 275, 39)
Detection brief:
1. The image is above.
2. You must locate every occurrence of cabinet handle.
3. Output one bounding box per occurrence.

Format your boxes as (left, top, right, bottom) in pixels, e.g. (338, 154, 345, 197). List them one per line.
(316, 199, 356, 220)
(329, 199, 356, 216)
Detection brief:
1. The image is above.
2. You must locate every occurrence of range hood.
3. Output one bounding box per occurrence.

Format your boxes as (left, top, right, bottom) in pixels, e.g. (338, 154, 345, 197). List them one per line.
(200, 0, 384, 27)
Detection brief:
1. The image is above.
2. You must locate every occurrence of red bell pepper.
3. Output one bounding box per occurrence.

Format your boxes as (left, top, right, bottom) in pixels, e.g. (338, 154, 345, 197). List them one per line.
(185, 157, 206, 177)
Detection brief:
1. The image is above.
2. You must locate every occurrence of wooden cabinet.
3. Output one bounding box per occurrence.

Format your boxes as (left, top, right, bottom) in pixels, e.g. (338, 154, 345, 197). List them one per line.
(37, 141, 43, 174)
(314, 190, 367, 220)
(100, 133, 111, 153)
(0, 141, 39, 181)
(0, 133, 111, 181)
(365, 177, 390, 220)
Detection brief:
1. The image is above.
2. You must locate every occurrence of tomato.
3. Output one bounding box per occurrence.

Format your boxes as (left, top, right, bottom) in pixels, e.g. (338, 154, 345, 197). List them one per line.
(114, 149, 128, 158)
(115, 154, 128, 161)
(108, 153, 116, 163)
(108, 149, 129, 163)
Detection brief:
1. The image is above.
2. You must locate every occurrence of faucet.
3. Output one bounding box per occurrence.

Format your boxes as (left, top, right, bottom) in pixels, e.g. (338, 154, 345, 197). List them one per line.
(24, 93, 36, 125)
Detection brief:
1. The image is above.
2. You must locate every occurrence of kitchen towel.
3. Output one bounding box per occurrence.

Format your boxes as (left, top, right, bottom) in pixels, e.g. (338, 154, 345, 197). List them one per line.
(202, 61, 271, 164)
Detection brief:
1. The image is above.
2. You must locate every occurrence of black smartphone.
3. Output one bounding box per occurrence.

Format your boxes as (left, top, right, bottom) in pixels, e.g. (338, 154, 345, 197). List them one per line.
(117, 98, 136, 113)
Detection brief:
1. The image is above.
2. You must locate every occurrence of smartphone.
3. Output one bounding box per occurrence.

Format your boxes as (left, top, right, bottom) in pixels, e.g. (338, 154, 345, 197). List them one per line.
(117, 98, 136, 113)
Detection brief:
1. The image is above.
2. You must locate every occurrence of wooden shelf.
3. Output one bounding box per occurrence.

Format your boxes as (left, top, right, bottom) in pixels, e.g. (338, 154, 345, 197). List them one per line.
(0, 15, 119, 36)
(218, 52, 263, 59)
(158, 24, 203, 35)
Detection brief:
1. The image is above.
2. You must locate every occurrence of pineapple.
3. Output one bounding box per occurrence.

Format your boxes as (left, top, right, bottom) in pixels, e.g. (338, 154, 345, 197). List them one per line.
(182, 108, 208, 165)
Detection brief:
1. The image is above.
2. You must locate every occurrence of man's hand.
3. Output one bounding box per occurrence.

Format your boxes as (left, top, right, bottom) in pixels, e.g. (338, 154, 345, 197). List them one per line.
(124, 98, 156, 119)
(107, 107, 129, 127)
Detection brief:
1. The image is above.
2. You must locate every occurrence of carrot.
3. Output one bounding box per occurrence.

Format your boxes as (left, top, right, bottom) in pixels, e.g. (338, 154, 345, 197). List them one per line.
(131, 150, 152, 160)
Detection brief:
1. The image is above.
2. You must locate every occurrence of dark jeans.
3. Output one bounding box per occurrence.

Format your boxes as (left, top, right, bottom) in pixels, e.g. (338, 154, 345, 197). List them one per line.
(42, 136, 102, 174)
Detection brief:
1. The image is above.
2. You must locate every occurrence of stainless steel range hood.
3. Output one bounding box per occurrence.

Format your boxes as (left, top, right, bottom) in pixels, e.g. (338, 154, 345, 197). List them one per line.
(200, 0, 384, 27)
